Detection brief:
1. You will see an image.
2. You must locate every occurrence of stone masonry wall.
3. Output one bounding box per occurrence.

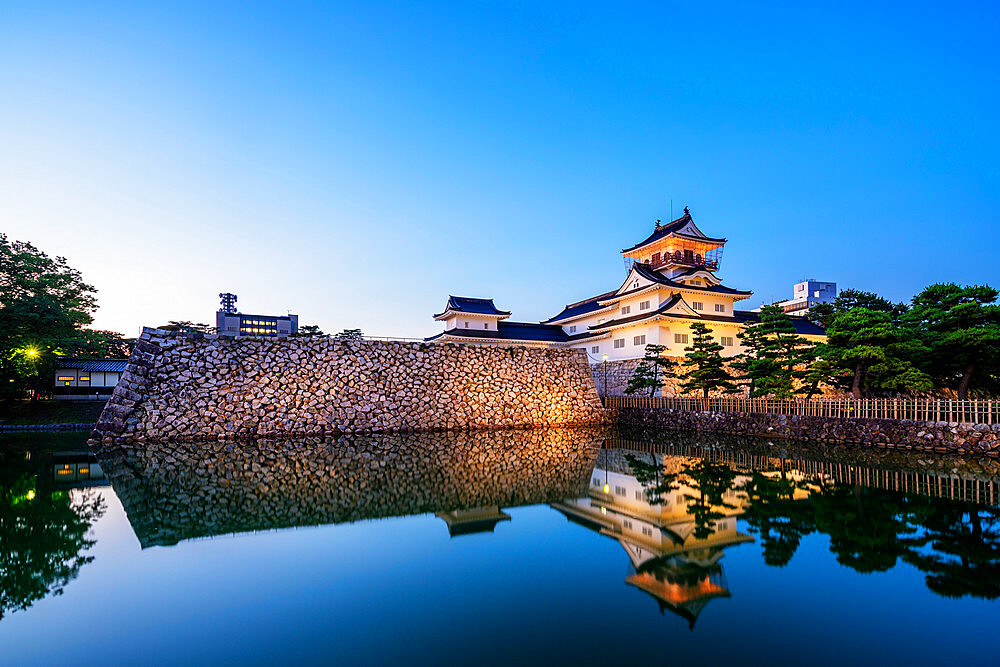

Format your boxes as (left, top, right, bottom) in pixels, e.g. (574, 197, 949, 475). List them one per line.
(617, 407, 1000, 456)
(91, 328, 607, 444)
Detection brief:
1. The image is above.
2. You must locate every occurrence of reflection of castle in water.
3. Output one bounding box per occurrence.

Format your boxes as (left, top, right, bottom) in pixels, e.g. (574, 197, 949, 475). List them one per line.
(553, 449, 756, 629)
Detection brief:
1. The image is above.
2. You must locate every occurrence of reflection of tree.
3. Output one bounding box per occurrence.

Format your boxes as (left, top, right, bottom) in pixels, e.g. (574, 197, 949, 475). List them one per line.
(0, 453, 105, 620)
(737, 468, 815, 567)
(624, 447, 1000, 600)
(811, 484, 919, 573)
(626, 455, 738, 539)
(903, 501, 1000, 599)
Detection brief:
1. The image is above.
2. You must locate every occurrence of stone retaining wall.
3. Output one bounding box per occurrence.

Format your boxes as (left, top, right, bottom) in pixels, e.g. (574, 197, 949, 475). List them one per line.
(91, 328, 607, 444)
(617, 407, 1000, 456)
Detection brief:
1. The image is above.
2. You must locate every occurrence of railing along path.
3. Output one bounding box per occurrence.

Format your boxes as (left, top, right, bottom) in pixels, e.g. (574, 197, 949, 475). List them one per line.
(603, 396, 999, 425)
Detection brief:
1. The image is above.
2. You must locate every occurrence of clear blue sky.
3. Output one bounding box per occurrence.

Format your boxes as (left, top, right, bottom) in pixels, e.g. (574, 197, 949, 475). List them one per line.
(1, 1, 997, 338)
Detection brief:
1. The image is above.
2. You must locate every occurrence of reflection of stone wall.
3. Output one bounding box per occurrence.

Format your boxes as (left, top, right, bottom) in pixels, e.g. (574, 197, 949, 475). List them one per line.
(99, 427, 605, 547)
(91, 329, 607, 444)
(618, 407, 1000, 456)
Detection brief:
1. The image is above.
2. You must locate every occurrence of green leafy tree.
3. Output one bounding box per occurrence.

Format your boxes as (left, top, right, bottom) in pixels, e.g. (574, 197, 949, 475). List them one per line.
(625, 344, 677, 396)
(335, 328, 364, 340)
(679, 322, 740, 397)
(796, 355, 837, 400)
(733, 315, 779, 397)
(296, 324, 329, 338)
(746, 306, 816, 399)
(157, 321, 215, 334)
(904, 283, 1000, 399)
(807, 288, 907, 329)
(78, 330, 136, 358)
(0, 236, 100, 399)
(825, 308, 931, 398)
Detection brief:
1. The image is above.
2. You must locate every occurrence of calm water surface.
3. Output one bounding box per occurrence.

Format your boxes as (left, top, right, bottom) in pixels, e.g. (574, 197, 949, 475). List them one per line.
(1, 426, 998, 666)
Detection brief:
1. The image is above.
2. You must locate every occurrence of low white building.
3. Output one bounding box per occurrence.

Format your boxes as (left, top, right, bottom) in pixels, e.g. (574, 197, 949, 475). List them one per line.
(755, 279, 837, 315)
(52, 358, 129, 400)
(427, 208, 825, 360)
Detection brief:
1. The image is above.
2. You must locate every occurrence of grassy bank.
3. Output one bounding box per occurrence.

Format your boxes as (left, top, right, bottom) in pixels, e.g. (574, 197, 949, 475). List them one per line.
(0, 400, 106, 425)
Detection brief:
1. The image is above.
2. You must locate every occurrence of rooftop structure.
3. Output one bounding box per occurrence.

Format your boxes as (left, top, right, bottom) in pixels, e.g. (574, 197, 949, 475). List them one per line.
(428, 207, 826, 362)
(753, 279, 837, 315)
(215, 292, 299, 337)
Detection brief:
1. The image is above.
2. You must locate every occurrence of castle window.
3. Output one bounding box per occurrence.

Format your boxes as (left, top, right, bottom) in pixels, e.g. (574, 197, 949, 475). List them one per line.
(674, 333, 689, 344)
(634, 335, 645, 346)
(613, 339, 625, 349)
(465, 322, 469, 328)
(635, 490, 644, 500)
(652, 252, 661, 264)
(721, 336, 735, 346)
(615, 486, 626, 496)
(484, 323, 488, 329)
(692, 301, 704, 310)
(715, 303, 725, 312)
(621, 306, 630, 315)
(640, 300, 650, 311)
(591, 346, 599, 353)
(569, 325, 577, 333)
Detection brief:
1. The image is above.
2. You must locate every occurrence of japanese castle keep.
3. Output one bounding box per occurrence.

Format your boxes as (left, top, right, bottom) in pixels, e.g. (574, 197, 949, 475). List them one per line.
(428, 208, 824, 394)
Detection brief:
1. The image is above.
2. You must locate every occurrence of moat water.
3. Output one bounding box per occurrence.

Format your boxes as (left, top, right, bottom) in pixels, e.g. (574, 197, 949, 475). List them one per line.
(1, 427, 998, 665)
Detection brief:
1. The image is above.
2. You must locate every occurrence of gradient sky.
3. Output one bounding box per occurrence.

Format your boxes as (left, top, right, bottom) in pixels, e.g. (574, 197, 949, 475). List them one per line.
(1, 1, 997, 339)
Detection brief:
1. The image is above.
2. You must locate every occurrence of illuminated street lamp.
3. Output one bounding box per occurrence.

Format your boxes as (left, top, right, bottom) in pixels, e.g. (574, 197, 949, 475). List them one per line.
(24, 347, 39, 359)
(601, 353, 609, 398)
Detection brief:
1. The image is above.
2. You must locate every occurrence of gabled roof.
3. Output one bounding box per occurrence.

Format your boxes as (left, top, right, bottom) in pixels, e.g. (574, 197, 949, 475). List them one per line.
(630, 263, 751, 297)
(622, 208, 726, 253)
(542, 290, 618, 324)
(55, 358, 130, 372)
(589, 294, 687, 330)
(434, 296, 511, 319)
(425, 320, 596, 344)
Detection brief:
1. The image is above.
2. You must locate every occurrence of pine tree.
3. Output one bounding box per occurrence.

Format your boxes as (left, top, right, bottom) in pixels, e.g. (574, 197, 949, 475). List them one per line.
(757, 307, 816, 399)
(625, 344, 677, 396)
(679, 322, 740, 398)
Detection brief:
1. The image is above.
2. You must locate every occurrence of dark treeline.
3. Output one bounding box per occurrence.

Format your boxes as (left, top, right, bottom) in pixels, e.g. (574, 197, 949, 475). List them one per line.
(626, 285, 1000, 400)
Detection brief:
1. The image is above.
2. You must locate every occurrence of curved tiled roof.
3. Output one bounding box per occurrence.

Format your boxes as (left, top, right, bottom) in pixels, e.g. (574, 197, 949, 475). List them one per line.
(434, 296, 511, 318)
(542, 290, 618, 324)
(621, 210, 726, 253)
(425, 321, 586, 343)
(56, 358, 130, 372)
(631, 263, 752, 296)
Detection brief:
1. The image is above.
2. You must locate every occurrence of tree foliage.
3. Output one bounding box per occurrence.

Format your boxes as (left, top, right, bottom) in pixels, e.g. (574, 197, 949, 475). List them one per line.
(904, 283, 1000, 399)
(679, 322, 739, 397)
(625, 344, 677, 396)
(0, 235, 104, 398)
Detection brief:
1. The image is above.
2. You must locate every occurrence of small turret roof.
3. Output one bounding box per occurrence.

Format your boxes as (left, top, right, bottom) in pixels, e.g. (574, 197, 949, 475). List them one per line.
(434, 296, 512, 318)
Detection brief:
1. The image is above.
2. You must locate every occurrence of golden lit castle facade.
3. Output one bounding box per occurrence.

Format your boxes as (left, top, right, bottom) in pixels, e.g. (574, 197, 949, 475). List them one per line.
(428, 208, 824, 363)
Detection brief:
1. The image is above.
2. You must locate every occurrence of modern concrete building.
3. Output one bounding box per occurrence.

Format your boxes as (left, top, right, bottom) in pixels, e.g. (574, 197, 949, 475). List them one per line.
(755, 279, 837, 315)
(215, 293, 299, 337)
(52, 358, 129, 400)
(428, 208, 826, 360)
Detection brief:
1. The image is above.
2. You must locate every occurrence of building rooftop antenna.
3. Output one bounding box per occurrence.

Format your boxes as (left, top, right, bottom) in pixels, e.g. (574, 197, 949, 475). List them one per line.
(219, 292, 237, 313)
